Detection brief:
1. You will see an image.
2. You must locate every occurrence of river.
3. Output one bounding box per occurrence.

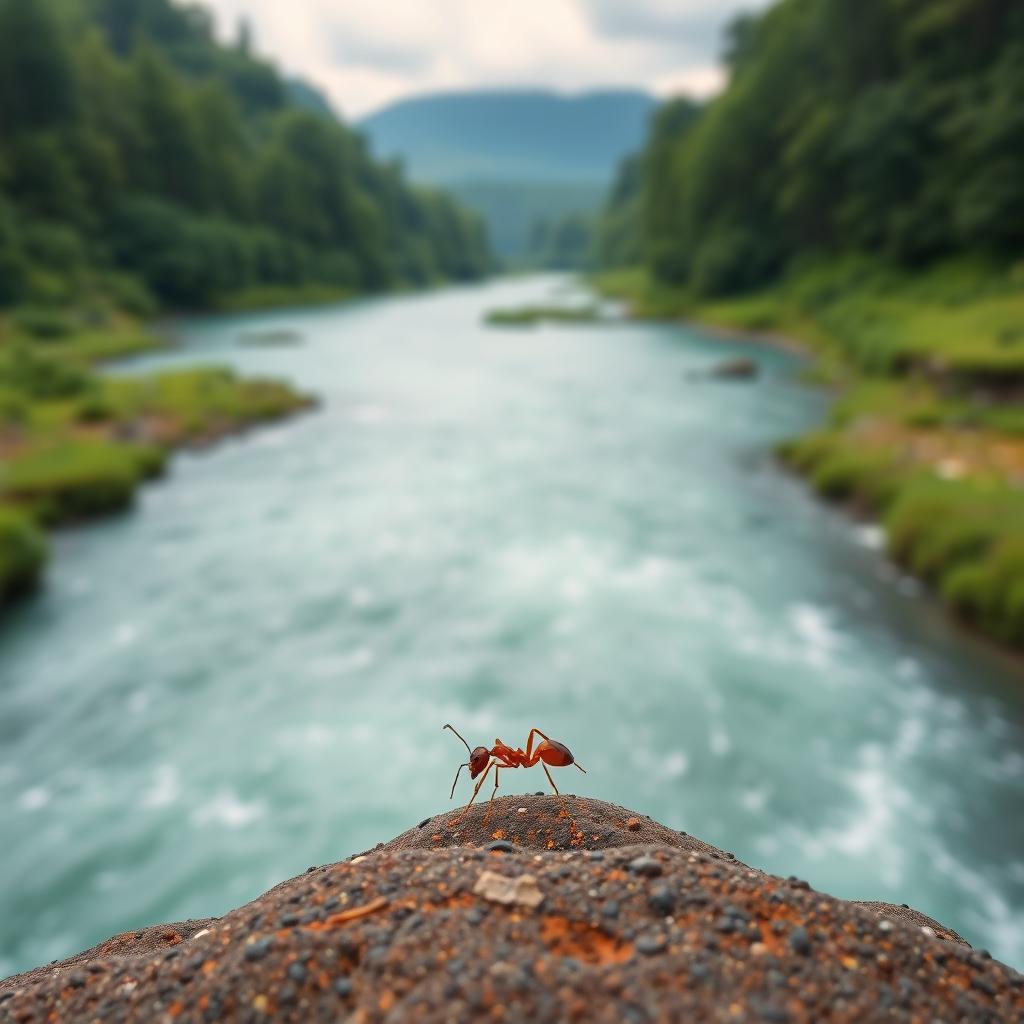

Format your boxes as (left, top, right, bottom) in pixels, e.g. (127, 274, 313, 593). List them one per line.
(1, 275, 1022, 974)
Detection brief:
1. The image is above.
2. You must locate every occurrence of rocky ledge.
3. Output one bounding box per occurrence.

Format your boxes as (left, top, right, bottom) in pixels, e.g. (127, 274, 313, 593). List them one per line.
(2, 795, 1022, 1022)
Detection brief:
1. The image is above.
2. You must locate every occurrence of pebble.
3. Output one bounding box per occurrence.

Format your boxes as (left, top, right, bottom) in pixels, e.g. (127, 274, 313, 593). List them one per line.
(628, 856, 663, 878)
(67, 970, 86, 988)
(788, 926, 811, 956)
(244, 937, 274, 962)
(287, 962, 308, 983)
(971, 975, 996, 997)
(648, 884, 675, 916)
(487, 840, 516, 853)
(333, 976, 353, 997)
(636, 933, 667, 956)
(417, 817, 431, 828)
(602, 900, 620, 920)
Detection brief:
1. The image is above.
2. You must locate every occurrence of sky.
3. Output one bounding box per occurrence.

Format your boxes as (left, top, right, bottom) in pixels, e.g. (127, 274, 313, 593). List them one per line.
(201, 0, 773, 120)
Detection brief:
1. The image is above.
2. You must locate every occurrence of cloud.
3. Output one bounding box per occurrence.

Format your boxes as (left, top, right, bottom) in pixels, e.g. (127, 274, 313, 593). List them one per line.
(582, 0, 771, 52)
(201, 0, 766, 119)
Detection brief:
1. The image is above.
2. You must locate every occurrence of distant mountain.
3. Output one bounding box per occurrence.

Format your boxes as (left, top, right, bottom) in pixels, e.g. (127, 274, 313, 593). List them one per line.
(358, 89, 655, 263)
(360, 89, 655, 184)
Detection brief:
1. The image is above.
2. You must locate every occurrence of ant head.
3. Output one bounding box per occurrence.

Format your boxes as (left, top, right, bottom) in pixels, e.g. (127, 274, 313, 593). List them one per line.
(469, 747, 490, 779)
(443, 723, 492, 799)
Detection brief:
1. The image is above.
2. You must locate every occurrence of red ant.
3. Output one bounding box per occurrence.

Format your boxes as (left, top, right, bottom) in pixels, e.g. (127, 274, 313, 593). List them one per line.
(443, 724, 586, 825)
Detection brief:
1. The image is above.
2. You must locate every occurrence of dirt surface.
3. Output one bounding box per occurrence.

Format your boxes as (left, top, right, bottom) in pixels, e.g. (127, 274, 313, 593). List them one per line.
(2, 795, 1021, 1022)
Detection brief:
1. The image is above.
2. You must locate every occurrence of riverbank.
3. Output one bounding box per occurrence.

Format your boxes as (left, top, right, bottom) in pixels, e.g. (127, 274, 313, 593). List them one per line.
(595, 260, 1024, 651)
(0, 312, 313, 605)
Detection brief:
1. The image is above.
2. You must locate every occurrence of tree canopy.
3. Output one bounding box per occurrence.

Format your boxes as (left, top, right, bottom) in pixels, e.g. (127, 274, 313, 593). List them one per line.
(0, 0, 491, 311)
(598, 0, 1024, 295)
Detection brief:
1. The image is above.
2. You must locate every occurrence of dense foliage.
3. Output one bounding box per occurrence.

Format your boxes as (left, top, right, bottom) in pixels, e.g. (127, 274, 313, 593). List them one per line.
(599, 0, 1024, 295)
(0, 0, 491, 312)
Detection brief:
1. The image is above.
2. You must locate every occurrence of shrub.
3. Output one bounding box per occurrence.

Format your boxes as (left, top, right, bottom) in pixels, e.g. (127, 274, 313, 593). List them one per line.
(75, 388, 117, 423)
(0, 346, 91, 399)
(10, 305, 75, 339)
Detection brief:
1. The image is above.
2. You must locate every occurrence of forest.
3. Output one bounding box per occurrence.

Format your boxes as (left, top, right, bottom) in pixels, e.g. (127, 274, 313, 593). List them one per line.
(0, 0, 492, 316)
(596, 0, 1024, 648)
(598, 0, 1022, 292)
(0, 0, 492, 604)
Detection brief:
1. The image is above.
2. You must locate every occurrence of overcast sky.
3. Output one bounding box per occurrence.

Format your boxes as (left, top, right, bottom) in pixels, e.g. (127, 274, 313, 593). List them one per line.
(201, 0, 772, 120)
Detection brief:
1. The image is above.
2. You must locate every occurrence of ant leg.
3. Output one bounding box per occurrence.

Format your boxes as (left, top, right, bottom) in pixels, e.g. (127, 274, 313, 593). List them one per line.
(542, 764, 581, 838)
(449, 759, 495, 827)
(542, 763, 570, 816)
(482, 767, 500, 824)
(524, 727, 552, 762)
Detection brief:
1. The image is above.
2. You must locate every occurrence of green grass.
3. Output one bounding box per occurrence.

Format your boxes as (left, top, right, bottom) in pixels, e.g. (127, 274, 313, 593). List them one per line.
(0, 507, 47, 604)
(596, 258, 1024, 386)
(779, 430, 1024, 646)
(1, 440, 143, 523)
(485, 304, 602, 327)
(0, 322, 312, 607)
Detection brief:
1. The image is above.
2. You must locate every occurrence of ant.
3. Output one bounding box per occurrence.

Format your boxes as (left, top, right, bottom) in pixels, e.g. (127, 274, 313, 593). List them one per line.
(443, 724, 586, 825)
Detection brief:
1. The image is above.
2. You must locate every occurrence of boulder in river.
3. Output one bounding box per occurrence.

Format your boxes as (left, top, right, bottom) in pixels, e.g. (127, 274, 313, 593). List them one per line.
(711, 356, 760, 380)
(2, 796, 1021, 1022)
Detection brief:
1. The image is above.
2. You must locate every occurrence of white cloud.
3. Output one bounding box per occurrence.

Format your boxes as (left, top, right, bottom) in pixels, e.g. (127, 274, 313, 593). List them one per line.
(201, 0, 769, 119)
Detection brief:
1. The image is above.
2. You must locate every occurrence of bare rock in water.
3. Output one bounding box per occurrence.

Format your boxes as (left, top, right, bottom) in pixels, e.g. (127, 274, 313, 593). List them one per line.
(2, 796, 1021, 1022)
(711, 356, 759, 379)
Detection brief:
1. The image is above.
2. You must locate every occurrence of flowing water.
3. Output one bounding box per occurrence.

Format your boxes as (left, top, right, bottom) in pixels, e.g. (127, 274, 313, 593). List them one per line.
(1, 275, 1023, 975)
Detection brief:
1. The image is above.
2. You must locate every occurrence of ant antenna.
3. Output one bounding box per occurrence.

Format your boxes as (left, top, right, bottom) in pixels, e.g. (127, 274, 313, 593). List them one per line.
(449, 762, 468, 799)
(443, 724, 473, 800)
(443, 723, 472, 757)
(575, 763, 587, 774)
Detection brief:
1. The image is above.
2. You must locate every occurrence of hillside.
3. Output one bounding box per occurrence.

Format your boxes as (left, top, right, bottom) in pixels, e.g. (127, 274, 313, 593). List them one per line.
(361, 89, 654, 183)
(360, 89, 655, 263)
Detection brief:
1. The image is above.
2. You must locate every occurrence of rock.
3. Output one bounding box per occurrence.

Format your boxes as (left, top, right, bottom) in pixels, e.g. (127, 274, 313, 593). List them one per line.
(711, 357, 759, 380)
(2, 795, 1020, 1023)
(788, 925, 812, 955)
(472, 869, 544, 909)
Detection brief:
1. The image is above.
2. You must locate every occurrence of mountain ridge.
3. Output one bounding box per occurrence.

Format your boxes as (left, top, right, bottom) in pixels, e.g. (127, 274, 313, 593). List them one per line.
(359, 87, 656, 184)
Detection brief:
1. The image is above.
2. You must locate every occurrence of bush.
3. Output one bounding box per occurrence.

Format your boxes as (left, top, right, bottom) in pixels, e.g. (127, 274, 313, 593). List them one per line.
(0, 507, 47, 602)
(0, 346, 91, 399)
(942, 540, 1024, 644)
(809, 449, 901, 508)
(102, 273, 158, 319)
(10, 305, 75, 339)
(74, 388, 117, 423)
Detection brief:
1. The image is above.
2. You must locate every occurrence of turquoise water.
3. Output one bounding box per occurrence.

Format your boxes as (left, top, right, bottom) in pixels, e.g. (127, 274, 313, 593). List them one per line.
(1, 275, 1022, 974)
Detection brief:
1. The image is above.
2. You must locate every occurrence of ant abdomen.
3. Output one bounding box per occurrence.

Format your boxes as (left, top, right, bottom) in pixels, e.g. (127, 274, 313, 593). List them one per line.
(537, 738, 574, 767)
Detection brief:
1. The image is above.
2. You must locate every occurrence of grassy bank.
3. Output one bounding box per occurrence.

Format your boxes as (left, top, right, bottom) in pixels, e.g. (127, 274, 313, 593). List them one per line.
(595, 260, 1024, 648)
(484, 304, 602, 327)
(0, 312, 312, 606)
